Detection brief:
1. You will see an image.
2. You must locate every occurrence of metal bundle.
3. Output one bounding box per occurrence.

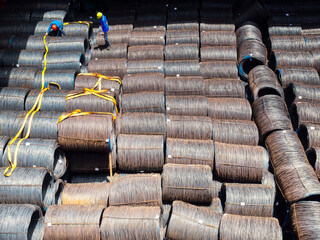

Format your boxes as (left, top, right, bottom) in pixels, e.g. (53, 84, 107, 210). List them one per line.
(109, 23, 133, 31)
(166, 95, 208, 116)
(208, 98, 252, 120)
(129, 31, 165, 46)
(45, 36, 88, 53)
(0, 9, 32, 21)
(0, 87, 30, 110)
(0, 136, 9, 163)
(133, 20, 166, 32)
(44, 52, 83, 71)
(36, 0, 70, 11)
(101, 206, 162, 240)
(166, 30, 199, 45)
(204, 79, 245, 98)
(290, 102, 320, 129)
(165, 60, 200, 76)
(270, 36, 307, 51)
(272, 50, 314, 69)
(30, 10, 67, 21)
(200, 22, 235, 32)
(0, 67, 38, 88)
(165, 44, 198, 60)
(312, 50, 320, 72)
(91, 43, 128, 59)
(70, 173, 108, 183)
(11, 35, 35, 50)
(17, 50, 44, 68)
(25, 90, 68, 112)
(88, 58, 127, 78)
(0, 50, 21, 67)
(44, 205, 104, 240)
(117, 134, 164, 172)
(0, 23, 21, 35)
(0, 204, 44, 240)
(44, 179, 64, 208)
(166, 201, 222, 240)
(200, 46, 237, 62)
(219, 214, 282, 240)
(215, 143, 268, 183)
(0, 167, 52, 207)
(166, 138, 214, 169)
(167, 21, 199, 31)
(201, 31, 236, 46)
(236, 23, 262, 48)
(212, 119, 259, 145)
(305, 35, 320, 51)
(58, 113, 114, 152)
(61, 182, 110, 206)
(108, 30, 131, 44)
(268, 25, 302, 37)
(165, 76, 204, 96)
(109, 174, 162, 206)
(122, 73, 164, 93)
(200, 61, 238, 79)
(127, 60, 164, 74)
(277, 67, 320, 87)
(0, 111, 22, 137)
(2, 139, 67, 179)
(128, 45, 164, 61)
(252, 95, 293, 139)
(299, 122, 320, 151)
(248, 65, 284, 101)
(286, 83, 320, 107)
(306, 147, 320, 178)
(116, 112, 166, 136)
(33, 70, 76, 90)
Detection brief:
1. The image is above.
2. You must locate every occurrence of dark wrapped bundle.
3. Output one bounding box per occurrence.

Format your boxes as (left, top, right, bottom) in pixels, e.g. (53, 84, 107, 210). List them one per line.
(268, 25, 302, 37)
(200, 21, 235, 32)
(128, 45, 163, 61)
(88, 58, 127, 78)
(200, 46, 237, 62)
(200, 31, 236, 46)
(165, 76, 204, 96)
(204, 79, 245, 98)
(122, 73, 164, 93)
(91, 43, 128, 59)
(43, 179, 64, 208)
(108, 30, 131, 44)
(0, 87, 30, 110)
(30, 9, 67, 21)
(298, 123, 320, 150)
(127, 60, 164, 74)
(165, 44, 199, 60)
(286, 83, 320, 107)
(129, 31, 165, 46)
(166, 30, 199, 45)
(164, 60, 200, 76)
(167, 21, 199, 31)
(305, 35, 320, 51)
(200, 61, 238, 79)
(290, 101, 320, 129)
(272, 50, 314, 69)
(236, 23, 262, 48)
(276, 67, 320, 88)
(33, 70, 76, 90)
(166, 95, 208, 116)
(0, 67, 38, 88)
(312, 50, 320, 72)
(306, 147, 320, 178)
(270, 36, 306, 51)
(43, 51, 84, 71)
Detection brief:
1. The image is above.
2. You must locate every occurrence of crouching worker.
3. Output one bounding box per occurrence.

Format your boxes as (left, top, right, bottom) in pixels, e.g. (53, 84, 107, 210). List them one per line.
(46, 20, 65, 36)
(97, 12, 111, 49)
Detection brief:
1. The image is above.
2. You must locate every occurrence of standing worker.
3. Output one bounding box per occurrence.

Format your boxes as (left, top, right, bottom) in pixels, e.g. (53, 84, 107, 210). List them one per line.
(97, 12, 111, 49)
(46, 20, 65, 36)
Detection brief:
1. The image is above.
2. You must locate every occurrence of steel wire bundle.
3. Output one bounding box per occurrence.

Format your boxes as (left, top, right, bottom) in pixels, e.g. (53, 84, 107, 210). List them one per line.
(88, 58, 127, 78)
(44, 51, 84, 71)
(128, 45, 163, 61)
(204, 78, 245, 98)
(0, 136, 9, 163)
(201, 31, 236, 46)
(200, 46, 237, 62)
(165, 76, 204, 96)
(46, 36, 89, 53)
(200, 21, 235, 32)
(290, 101, 320, 129)
(268, 25, 302, 37)
(236, 23, 262, 48)
(91, 43, 128, 59)
(0, 49, 21, 67)
(165, 44, 199, 60)
(306, 147, 320, 179)
(200, 61, 238, 79)
(122, 73, 164, 93)
(166, 95, 208, 116)
(129, 31, 165, 46)
(166, 30, 199, 45)
(167, 21, 199, 31)
(0, 87, 30, 110)
(311, 50, 320, 72)
(107, 30, 131, 44)
(272, 50, 314, 69)
(18, 50, 44, 68)
(0, 111, 25, 137)
(276, 67, 320, 87)
(43, 179, 64, 208)
(269, 36, 307, 51)
(164, 60, 200, 76)
(127, 59, 164, 74)
(305, 35, 320, 51)
(33, 70, 76, 90)
(30, 10, 67, 22)
(0, 67, 39, 88)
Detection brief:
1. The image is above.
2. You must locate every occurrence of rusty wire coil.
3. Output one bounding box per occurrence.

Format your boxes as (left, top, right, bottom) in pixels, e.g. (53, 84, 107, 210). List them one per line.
(305, 35, 320, 51)
(269, 36, 307, 51)
(109, 174, 162, 207)
(166, 138, 214, 169)
(212, 119, 259, 146)
(25, 90, 68, 112)
(107, 30, 131, 44)
(276, 67, 320, 88)
(122, 73, 164, 93)
(165, 76, 204, 96)
(200, 46, 237, 62)
(252, 95, 293, 139)
(0, 67, 38, 88)
(127, 60, 164, 74)
(306, 147, 320, 179)
(312, 50, 320, 72)
(166, 200, 222, 240)
(272, 50, 314, 69)
(298, 123, 320, 151)
(268, 25, 302, 37)
(166, 115, 212, 140)
(128, 45, 163, 61)
(61, 182, 111, 206)
(162, 163, 217, 203)
(161, 203, 172, 228)
(223, 183, 275, 217)
(236, 23, 262, 48)
(200, 21, 235, 32)
(43, 51, 84, 72)
(0, 87, 30, 111)
(44, 36, 88, 53)
(215, 143, 268, 183)
(33, 70, 76, 90)
(117, 134, 164, 172)
(0, 136, 9, 163)
(200, 61, 238, 79)
(133, 20, 166, 32)
(262, 171, 276, 193)
(109, 23, 133, 31)
(201, 31, 236, 46)
(91, 43, 128, 59)
(290, 101, 320, 129)
(165, 44, 199, 60)
(43, 179, 64, 208)
(101, 206, 162, 240)
(129, 31, 165, 46)
(44, 204, 104, 240)
(57, 113, 114, 152)
(207, 98, 252, 120)
(204, 78, 245, 98)
(2, 138, 67, 179)
(166, 95, 208, 116)
(0, 167, 52, 207)
(167, 20, 199, 31)
(286, 83, 320, 108)
(290, 201, 320, 240)
(248, 65, 284, 101)
(238, 40, 267, 79)
(88, 58, 127, 78)
(166, 30, 199, 45)
(0, 204, 44, 240)
(164, 60, 200, 76)
(219, 214, 282, 240)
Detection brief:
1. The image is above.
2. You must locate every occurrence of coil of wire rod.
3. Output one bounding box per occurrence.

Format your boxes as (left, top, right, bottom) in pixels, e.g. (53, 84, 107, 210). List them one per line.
(201, 31, 236, 46)
(129, 31, 165, 46)
(1, 139, 67, 179)
(46, 36, 88, 53)
(0, 136, 9, 163)
(166, 201, 222, 240)
(200, 21, 235, 32)
(248, 65, 284, 101)
(0, 87, 30, 111)
(165, 44, 198, 60)
(128, 45, 163, 61)
(219, 214, 282, 240)
(100, 206, 162, 240)
(236, 23, 262, 48)
(17, 50, 45, 69)
(0, 111, 23, 137)
(312, 50, 320, 72)
(88, 58, 127, 78)
(261, 171, 276, 195)
(122, 73, 164, 93)
(269, 36, 307, 51)
(127, 59, 164, 74)
(0, 204, 44, 240)
(305, 35, 320, 51)
(204, 78, 245, 98)
(91, 43, 128, 59)
(306, 147, 320, 178)
(109, 174, 162, 206)
(43, 204, 104, 240)
(207, 98, 252, 120)
(30, 10, 67, 22)
(215, 143, 268, 183)
(161, 204, 172, 229)
(10, 35, 33, 50)
(252, 95, 293, 139)
(36, 0, 70, 11)
(107, 30, 131, 45)
(0, 67, 39, 88)
(0, 23, 21, 35)
(43, 179, 64, 208)
(166, 138, 214, 169)
(290, 101, 320, 129)
(272, 50, 314, 69)
(133, 20, 166, 32)
(165, 76, 204, 96)
(69, 173, 108, 183)
(109, 23, 133, 31)
(268, 25, 302, 37)
(298, 123, 320, 151)
(0, 9, 32, 21)
(166, 95, 208, 116)
(200, 61, 238, 79)
(166, 30, 199, 45)
(33, 70, 76, 90)
(0, 167, 53, 207)
(165, 60, 200, 76)
(0, 50, 20, 67)
(167, 20, 199, 31)
(200, 46, 237, 62)
(117, 134, 164, 172)
(286, 83, 320, 107)
(44, 51, 84, 71)
(276, 67, 320, 88)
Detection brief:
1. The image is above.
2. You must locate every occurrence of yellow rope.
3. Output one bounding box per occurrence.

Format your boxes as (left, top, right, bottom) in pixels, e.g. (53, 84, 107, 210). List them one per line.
(57, 109, 116, 124)
(78, 73, 122, 90)
(63, 21, 92, 27)
(41, 35, 49, 90)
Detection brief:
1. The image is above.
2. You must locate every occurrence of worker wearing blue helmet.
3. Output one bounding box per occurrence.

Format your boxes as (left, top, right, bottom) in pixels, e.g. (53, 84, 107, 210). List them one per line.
(97, 12, 111, 48)
(46, 20, 65, 36)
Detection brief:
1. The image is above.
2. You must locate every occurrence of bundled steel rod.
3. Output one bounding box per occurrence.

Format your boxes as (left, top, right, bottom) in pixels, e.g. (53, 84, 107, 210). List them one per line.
(129, 31, 165, 46)
(272, 50, 314, 69)
(236, 23, 262, 48)
(109, 174, 162, 206)
(30, 10, 67, 22)
(0, 204, 44, 240)
(70, 173, 108, 183)
(306, 147, 320, 178)
(0, 111, 23, 137)
(167, 20, 199, 31)
(204, 79, 245, 98)
(128, 45, 163, 61)
(165, 44, 199, 60)
(298, 123, 320, 150)
(0, 50, 22, 67)
(44, 52, 84, 71)
(165, 60, 200, 76)
(122, 73, 164, 93)
(200, 22, 235, 32)
(33, 70, 76, 90)
(276, 67, 320, 87)
(200, 61, 238, 79)
(166, 30, 199, 45)
(200, 46, 237, 62)
(166, 201, 222, 240)
(305, 35, 320, 51)
(44, 205, 104, 240)
(133, 20, 165, 32)
(0, 136, 9, 163)
(0, 87, 30, 111)
(117, 134, 164, 172)
(91, 43, 128, 59)
(268, 25, 302, 37)
(201, 31, 236, 46)
(270, 36, 307, 51)
(166, 95, 208, 116)
(43, 179, 64, 208)
(88, 58, 127, 78)
(312, 50, 320, 72)
(107, 30, 131, 44)
(0, 67, 38, 88)
(127, 60, 164, 74)
(165, 76, 204, 96)
(46, 36, 88, 53)
(290, 101, 320, 129)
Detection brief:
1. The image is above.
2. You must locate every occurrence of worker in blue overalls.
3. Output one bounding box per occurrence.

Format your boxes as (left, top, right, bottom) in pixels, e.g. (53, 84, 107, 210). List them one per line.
(46, 20, 65, 36)
(97, 12, 111, 49)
